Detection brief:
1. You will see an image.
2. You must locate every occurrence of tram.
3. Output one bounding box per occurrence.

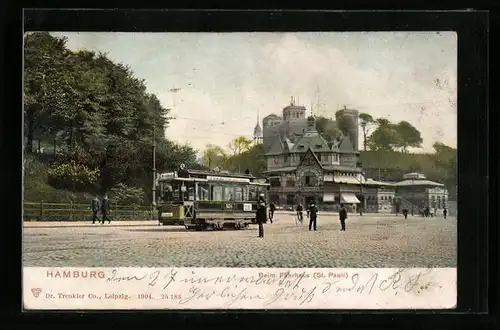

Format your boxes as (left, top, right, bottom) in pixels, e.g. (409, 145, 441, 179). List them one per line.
(156, 165, 270, 231)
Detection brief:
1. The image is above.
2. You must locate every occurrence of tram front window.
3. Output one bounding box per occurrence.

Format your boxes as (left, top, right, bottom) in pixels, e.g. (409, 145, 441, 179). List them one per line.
(162, 181, 195, 202)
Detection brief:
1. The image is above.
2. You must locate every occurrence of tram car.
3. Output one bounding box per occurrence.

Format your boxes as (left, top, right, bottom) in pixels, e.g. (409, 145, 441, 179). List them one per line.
(156, 165, 270, 231)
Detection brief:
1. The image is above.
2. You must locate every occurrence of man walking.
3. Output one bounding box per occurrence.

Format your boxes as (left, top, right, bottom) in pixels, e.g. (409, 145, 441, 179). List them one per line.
(295, 203, 304, 223)
(443, 207, 448, 219)
(402, 208, 409, 220)
(308, 200, 318, 231)
(268, 201, 276, 223)
(100, 195, 111, 224)
(256, 193, 267, 238)
(339, 203, 347, 231)
(91, 196, 101, 224)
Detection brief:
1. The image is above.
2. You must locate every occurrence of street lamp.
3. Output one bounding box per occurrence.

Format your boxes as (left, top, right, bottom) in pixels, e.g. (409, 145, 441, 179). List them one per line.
(355, 162, 364, 216)
(410, 177, 415, 216)
(152, 122, 157, 221)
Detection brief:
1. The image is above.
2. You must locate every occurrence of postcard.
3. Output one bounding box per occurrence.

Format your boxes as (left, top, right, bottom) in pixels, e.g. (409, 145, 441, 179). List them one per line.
(23, 31, 457, 310)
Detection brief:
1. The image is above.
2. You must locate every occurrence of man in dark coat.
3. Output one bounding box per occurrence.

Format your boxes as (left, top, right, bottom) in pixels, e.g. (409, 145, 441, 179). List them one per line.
(402, 208, 409, 220)
(256, 194, 267, 238)
(268, 202, 276, 223)
(339, 203, 348, 231)
(91, 196, 101, 224)
(295, 203, 304, 223)
(100, 195, 111, 224)
(308, 200, 318, 231)
(443, 207, 448, 219)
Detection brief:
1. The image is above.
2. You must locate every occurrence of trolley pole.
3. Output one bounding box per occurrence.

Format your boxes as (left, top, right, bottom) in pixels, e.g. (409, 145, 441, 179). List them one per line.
(152, 122, 157, 221)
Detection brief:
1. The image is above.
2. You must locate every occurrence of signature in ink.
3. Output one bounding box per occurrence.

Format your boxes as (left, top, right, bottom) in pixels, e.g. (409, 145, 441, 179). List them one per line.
(321, 268, 436, 296)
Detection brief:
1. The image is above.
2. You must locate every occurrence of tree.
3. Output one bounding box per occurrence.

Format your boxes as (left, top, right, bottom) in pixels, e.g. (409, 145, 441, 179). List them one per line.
(23, 32, 198, 202)
(108, 183, 145, 205)
(375, 118, 390, 126)
(358, 113, 374, 151)
(394, 121, 423, 152)
(228, 136, 253, 155)
(367, 119, 401, 152)
(24, 32, 70, 152)
(203, 144, 229, 169)
(230, 143, 267, 176)
(315, 116, 340, 142)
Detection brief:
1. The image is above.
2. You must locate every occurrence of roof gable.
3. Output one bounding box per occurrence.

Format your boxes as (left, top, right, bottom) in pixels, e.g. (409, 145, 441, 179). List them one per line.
(298, 148, 323, 169)
(265, 135, 285, 155)
(290, 130, 331, 153)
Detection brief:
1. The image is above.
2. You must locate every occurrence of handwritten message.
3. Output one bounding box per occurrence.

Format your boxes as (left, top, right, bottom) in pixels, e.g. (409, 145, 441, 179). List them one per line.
(23, 267, 456, 310)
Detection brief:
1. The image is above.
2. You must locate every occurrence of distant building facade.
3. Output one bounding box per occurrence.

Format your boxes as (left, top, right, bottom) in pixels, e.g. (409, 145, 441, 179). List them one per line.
(393, 172, 449, 216)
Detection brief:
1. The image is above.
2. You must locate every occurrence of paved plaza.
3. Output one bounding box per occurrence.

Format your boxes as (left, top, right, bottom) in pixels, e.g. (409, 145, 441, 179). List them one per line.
(23, 212, 456, 268)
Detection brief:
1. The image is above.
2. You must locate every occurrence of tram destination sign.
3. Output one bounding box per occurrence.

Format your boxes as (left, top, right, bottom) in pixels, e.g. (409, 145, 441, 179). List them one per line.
(206, 176, 251, 183)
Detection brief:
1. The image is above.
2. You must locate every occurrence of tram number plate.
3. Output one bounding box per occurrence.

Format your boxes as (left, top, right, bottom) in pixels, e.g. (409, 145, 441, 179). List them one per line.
(243, 203, 252, 211)
(161, 212, 173, 217)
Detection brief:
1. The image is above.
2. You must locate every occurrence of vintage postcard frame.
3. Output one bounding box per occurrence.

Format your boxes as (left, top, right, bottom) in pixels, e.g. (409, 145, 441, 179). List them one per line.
(3, 7, 493, 326)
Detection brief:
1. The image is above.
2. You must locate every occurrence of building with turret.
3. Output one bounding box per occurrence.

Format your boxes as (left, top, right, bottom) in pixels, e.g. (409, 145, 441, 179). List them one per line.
(261, 98, 374, 210)
(257, 99, 450, 215)
(253, 111, 263, 144)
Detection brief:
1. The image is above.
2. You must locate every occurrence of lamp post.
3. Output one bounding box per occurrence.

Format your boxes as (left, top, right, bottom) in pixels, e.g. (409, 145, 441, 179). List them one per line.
(355, 162, 364, 216)
(152, 122, 157, 221)
(355, 173, 365, 216)
(410, 177, 415, 216)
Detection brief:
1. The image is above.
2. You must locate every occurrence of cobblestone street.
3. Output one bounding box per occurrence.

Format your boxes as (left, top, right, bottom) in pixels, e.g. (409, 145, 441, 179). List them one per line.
(23, 212, 456, 268)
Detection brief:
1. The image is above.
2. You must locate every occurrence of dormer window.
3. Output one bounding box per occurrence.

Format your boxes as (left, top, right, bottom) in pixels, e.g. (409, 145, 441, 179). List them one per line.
(315, 144, 322, 149)
(299, 145, 304, 149)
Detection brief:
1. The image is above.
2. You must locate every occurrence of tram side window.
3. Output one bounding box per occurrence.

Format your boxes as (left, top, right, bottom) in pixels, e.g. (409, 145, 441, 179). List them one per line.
(242, 185, 249, 201)
(248, 185, 258, 201)
(211, 185, 223, 201)
(197, 183, 210, 201)
(234, 186, 243, 201)
(223, 185, 234, 201)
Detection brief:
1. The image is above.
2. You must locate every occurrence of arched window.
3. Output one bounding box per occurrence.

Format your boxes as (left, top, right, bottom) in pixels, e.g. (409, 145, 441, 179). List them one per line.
(302, 171, 318, 187)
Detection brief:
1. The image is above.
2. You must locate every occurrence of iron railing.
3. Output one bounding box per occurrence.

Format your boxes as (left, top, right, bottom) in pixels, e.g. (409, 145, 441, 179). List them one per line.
(23, 201, 155, 221)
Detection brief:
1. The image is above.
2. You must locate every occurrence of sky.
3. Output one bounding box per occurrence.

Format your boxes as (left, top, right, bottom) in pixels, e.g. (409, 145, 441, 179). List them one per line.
(50, 32, 457, 154)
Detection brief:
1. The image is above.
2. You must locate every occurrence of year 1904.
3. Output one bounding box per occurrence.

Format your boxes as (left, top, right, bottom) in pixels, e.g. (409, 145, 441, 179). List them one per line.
(137, 293, 182, 300)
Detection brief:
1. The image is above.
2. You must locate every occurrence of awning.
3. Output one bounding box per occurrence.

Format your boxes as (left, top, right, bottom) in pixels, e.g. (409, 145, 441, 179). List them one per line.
(341, 193, 360, 204)
(323, 193, 336, 202)
(334, 176, 363, 185)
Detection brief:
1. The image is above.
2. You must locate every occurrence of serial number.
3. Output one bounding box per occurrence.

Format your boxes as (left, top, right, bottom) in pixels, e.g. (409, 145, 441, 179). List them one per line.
(161, 293, 182, 300)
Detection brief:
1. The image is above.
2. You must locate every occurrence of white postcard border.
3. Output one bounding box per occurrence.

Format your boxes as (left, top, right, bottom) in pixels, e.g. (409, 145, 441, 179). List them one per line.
(23, 267, 457, 310)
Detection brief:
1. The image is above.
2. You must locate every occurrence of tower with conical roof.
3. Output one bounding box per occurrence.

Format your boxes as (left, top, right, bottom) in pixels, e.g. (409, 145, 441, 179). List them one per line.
(253, 110, 263, 144)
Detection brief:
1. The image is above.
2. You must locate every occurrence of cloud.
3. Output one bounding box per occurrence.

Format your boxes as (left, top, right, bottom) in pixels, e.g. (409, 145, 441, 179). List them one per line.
(50, 32, 457, 153)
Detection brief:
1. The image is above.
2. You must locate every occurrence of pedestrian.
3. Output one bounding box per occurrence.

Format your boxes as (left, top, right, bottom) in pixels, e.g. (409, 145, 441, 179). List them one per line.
(256, 193, 267, 238)
(443, 207, 447, 219)
(339, 203, 347, 231)
(269, 201, 276, 223)
(402, 208, 408, 220)
(91, 196, 101, 224)
(100, 195, 111, 224)
(308, 200, 318, 231)
(295, 203, 304, 223)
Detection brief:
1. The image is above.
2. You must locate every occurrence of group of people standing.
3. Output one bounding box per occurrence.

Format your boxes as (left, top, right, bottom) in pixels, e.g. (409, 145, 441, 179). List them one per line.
(255, 196, 349, 237)
(295, 201, 348, 231)
(90, 196, 112, 224)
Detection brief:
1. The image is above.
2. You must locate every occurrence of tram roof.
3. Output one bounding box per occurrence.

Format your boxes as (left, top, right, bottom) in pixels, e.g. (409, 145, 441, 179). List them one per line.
(180, 169, 257, 179)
